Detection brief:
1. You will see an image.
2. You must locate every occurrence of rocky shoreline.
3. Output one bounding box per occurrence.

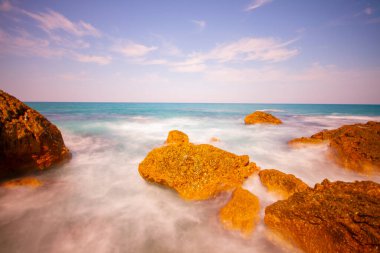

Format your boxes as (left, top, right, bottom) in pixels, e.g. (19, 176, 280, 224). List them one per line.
(1, 90, 379, 252)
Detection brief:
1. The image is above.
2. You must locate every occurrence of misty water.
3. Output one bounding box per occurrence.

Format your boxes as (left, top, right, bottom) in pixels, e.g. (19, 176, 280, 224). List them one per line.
(1, 103, 380, 253)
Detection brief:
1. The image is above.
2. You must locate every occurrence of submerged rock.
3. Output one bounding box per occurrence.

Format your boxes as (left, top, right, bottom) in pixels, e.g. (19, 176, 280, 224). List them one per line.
(0, 90, 70, 179)
(219, 187, 260, 236)
(289, 121, 380, 173)
(265, 180, 380, 253)
(165, 130, 189, 144)
(139, 131, 259, 200)
(1, 177, 42, 188)
(244, 111, 282, 125)
(259, 169, 309, 199)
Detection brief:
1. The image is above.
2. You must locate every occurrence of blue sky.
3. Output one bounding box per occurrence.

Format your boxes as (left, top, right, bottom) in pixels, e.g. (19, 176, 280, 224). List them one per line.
(0, 0, 379, 103)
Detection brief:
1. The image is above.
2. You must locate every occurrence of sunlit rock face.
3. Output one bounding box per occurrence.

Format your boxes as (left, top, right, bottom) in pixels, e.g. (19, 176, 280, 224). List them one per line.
(219, 187, 260, 236)
(138, 131, 259, 200)
(244, 111, 282, 125)
(0, 177, 42, 188)
(259, 169, 309, 199)
(265, 179, 380, 253)
(289, 121, 380, 173)
(165, 130, 189, 144)
(0, 90, 70, 179)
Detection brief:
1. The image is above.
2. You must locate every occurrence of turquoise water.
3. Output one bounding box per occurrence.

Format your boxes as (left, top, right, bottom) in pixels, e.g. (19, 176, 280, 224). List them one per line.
(1, 103, 380, 253)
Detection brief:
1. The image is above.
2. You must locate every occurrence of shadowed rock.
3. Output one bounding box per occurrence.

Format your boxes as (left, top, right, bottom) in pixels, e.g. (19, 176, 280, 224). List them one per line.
(289, 121, 380, 173)
(0, 90, 70, 179)
(219, 187, 260, 236)
(265, 179, 380, 253)
(259, 169, 309, 199)
(244, 111, 282, 125)
(139, 131, 259, 200)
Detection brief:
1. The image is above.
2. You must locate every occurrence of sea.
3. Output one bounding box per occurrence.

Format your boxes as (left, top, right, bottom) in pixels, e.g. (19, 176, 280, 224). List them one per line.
(1, 103, 380, 253)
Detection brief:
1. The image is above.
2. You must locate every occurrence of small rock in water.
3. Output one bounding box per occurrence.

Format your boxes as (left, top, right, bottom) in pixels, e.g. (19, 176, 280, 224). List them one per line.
(244, 111, 282, 125)
(219, 187, 260, 236)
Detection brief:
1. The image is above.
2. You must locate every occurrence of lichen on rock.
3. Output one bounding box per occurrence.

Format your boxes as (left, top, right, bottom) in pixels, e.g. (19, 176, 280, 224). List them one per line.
(219, 187, 260, 236)
(264, 179, 380, 253)
(139, 131, 259, 200)
(0, 90, 70, 179)
(244, 111, 282, 125)
(259, 169, 309, 199)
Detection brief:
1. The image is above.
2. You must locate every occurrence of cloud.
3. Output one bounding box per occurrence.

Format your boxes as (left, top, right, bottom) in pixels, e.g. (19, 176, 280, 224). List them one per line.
(76, 54, 112, 65)
(186, 36, 298, 65)
(191, 20, 206, 31)
(0, 28, 65, 58)
(0, 0, 11, 11)
(115, 41, 157, 57)
(245, 0, 272, 12)
(22, 9, 101, 37)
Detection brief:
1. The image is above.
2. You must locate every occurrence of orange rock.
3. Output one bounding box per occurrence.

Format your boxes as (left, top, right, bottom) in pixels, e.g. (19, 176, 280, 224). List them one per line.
(244, 111, 282, 125)
(219, 187, 260, 236)
(288, 137, 325, 147)
(1, 177, 42, 188)
(139, 133, 259, 200)
(259, 169, 309, 199)
(264, 179, 380, 253)
(289, 121, 380, 173)
(165, 130, 189, 144)
(0, 90, 71, 179)
(210, 137, 220, 143)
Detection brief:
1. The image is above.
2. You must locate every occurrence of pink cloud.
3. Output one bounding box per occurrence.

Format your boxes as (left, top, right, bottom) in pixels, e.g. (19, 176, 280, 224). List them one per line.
(23, 9, 101, 37)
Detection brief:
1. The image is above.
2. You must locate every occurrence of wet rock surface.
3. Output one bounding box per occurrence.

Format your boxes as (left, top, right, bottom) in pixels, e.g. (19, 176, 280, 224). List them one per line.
(289, 121, 380, 173)
(0, 90, 70, 179)
(244, 111, 282, 125)
(138, 131, 259, 200)
(219, 187, 260, 236)
(265, 179, 380, 253)
(259, 169, 309, 199)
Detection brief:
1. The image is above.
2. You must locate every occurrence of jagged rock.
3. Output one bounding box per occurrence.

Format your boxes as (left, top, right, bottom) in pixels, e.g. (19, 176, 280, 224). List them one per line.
(244, 111, 282, 125)
(219, 187, 260, 236)
(289, 121, 380, 173)
(259, 169, 309, 199)
(0, 90, 70, 179)
(265, 180, 380, 253)
(139, 132, 259, 200)
(165, 130, 189, 144)
(1, 177, 42, 188)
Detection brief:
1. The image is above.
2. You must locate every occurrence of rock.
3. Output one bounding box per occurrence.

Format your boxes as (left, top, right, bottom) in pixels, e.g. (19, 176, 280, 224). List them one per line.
(0, 90, 70, 179)
(289, 121, 380, 173)
(139, 133, 259, 200)
(1, 177, 42, 188)
(165, 130, 189, 144)
(210, 137, 220, 143)
(259, 169, 309, 199)
(265, 180, 380, 253)
(219, 187, 260, 236)
(244, 111, 282, 125)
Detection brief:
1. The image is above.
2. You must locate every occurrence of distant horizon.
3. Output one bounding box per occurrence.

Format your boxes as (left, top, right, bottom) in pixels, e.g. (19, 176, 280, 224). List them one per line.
(1, 0, 380, 103)
(25, 100, 380, 106)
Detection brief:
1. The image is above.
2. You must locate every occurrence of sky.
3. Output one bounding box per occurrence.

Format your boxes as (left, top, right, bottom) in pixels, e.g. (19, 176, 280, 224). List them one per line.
(0, 0, 379, 103)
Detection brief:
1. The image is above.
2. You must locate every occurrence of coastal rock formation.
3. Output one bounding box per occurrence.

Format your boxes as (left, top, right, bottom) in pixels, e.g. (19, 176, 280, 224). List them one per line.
(265, 180, 380, 253)
(139, 131, 259, 200)
(289, 121, 380, 173)
(0, 177, 42, 188)
(219, 187, 260, 236)
(244, 111, 282, 125)
(165, 130, 189, 144)
(210, 137, 220, 143)
(259, 169, 309, 199)
(0, 90, 70, 179)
